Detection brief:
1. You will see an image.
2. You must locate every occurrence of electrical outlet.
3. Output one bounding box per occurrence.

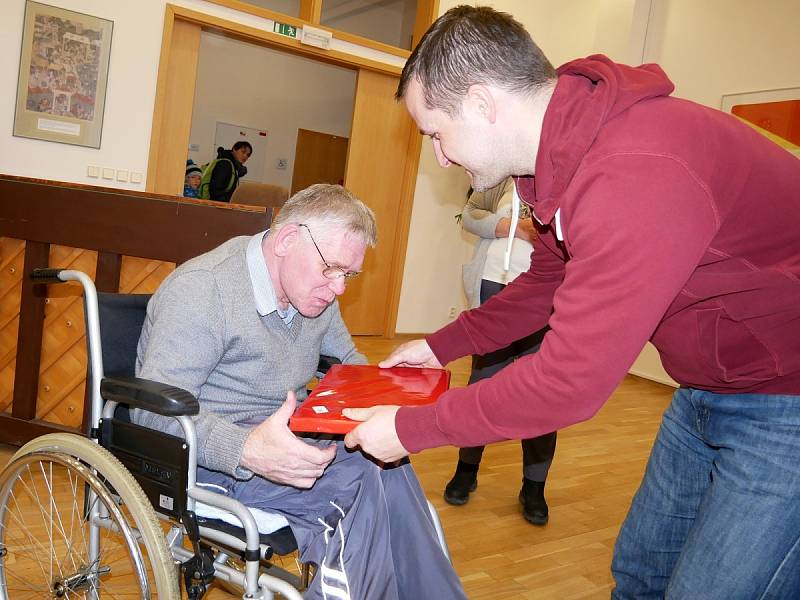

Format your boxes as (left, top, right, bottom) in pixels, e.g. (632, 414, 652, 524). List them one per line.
(448, 306, 458, 319)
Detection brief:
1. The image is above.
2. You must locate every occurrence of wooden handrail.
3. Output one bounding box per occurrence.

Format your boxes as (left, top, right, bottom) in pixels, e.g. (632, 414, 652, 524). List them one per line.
(0, 174, 270, 264)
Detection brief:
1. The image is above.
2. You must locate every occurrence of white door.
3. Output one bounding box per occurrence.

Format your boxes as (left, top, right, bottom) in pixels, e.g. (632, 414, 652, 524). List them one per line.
(213, 122, 269, 183)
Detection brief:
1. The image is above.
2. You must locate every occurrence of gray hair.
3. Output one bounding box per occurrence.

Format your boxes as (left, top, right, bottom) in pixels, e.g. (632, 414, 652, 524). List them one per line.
(270, 183, 377, 247)
(397, 5, 556, 116)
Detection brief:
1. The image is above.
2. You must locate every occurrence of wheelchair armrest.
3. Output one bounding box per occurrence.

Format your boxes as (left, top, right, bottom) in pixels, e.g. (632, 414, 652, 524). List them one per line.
(317, 355, 341, 376)
(101, 376, 200, 417)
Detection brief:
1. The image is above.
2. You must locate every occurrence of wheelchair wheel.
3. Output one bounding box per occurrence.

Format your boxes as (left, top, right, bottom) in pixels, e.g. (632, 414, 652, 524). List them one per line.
(0, 433, 179, 598)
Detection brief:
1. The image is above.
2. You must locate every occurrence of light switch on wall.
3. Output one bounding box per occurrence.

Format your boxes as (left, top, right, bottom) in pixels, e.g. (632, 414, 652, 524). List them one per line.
(87, 165, 100, 178)
(130, 171, 143, 184)
(116, 169, 129, 182)
(102, 167, 115, 180)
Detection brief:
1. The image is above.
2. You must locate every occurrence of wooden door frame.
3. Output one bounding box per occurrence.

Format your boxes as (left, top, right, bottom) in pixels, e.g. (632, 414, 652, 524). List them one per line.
(147, 2, 438, 337)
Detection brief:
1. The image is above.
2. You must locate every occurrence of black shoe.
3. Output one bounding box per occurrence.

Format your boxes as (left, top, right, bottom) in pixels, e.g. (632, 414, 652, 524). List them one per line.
(519, 479, 549, 525)
(444, 463, 479, 506)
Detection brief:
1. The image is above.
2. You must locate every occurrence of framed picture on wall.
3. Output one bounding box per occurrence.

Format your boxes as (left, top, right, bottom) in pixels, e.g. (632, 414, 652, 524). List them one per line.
(13, 1, 113, 148)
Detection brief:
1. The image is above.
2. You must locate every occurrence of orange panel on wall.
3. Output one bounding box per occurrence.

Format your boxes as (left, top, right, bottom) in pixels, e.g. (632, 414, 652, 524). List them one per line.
(732, 99, 800, 146)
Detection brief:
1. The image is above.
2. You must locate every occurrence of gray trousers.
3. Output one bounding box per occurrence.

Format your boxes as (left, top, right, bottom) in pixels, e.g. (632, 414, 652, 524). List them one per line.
(198, 440, 466, 600)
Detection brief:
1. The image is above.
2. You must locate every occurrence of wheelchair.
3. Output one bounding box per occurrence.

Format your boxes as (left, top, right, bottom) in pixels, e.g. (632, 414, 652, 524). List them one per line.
(0, 269, 450, 599)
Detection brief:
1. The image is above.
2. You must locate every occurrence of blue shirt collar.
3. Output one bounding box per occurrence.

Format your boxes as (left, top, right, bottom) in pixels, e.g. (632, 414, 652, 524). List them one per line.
(246, 230, 297, 325)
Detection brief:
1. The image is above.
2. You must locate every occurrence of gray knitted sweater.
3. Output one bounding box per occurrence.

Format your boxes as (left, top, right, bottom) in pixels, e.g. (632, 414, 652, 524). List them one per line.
(134, 235, 365, 478)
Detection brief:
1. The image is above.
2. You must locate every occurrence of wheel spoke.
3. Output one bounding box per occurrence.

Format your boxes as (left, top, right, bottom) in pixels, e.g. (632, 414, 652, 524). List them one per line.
(6, 486, 52, 582)
(57, 480, 101, 579)
(21, 463, 61, 582)
(1, 565, 51, 593)
(0, 438, 176, 598)
(39, 459, 82, 577)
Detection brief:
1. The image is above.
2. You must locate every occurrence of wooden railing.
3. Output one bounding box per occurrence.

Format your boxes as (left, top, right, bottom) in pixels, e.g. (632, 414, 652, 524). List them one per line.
(0, 174, 271, 445)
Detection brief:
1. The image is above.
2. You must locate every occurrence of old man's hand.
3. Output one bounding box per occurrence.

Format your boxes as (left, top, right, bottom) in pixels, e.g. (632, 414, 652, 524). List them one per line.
(241, 390, 337, 488)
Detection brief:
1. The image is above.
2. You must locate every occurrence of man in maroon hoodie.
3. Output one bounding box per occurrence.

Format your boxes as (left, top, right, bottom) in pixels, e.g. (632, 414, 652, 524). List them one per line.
(344, 5, 800, 599)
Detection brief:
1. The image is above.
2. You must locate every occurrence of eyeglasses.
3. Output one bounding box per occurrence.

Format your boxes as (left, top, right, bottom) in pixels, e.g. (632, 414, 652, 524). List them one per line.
(298, 224, 360, 281)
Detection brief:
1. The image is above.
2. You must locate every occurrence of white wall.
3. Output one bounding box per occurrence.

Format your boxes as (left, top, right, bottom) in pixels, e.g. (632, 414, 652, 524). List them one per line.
(189, 31, 356, 190)
(0, 0, 165, 190)
(395, 141, 473, 333)
(0, 0, 400, 191)
(643, 0, 800, 109)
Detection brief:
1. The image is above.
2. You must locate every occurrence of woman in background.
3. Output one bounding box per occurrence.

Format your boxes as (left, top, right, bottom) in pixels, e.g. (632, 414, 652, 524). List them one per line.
(445, 177, 557, 525)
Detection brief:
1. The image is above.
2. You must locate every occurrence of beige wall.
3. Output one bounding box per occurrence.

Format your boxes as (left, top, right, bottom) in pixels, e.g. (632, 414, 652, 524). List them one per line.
(395, 0, 800, 388)
(189, 31, 357, 190)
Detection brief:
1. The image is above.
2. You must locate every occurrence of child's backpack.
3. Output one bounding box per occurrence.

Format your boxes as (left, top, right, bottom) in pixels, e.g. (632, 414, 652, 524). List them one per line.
(198, 156, 236, 200)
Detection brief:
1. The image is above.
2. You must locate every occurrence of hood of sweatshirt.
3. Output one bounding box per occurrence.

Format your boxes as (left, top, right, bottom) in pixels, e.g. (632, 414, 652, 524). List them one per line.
(515, 54, 675, 225)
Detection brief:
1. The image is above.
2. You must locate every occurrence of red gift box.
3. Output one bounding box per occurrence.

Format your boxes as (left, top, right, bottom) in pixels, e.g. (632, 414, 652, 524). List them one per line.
(289, 364, 450, 434)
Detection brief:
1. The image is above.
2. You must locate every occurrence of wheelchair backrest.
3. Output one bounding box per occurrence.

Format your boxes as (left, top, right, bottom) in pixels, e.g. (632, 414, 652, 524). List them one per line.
(96, 292, 151, 377)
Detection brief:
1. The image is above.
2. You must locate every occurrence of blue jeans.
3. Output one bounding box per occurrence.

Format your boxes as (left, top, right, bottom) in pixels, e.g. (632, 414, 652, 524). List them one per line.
(612, 388, 800, 599)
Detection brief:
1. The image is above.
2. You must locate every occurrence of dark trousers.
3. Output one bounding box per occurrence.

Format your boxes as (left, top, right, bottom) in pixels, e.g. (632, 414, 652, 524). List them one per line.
(459, 279, 557, 482)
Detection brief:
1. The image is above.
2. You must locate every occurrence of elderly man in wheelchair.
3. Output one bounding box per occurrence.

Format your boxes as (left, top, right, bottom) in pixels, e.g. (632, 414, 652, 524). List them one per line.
(0, 184, 465, 599)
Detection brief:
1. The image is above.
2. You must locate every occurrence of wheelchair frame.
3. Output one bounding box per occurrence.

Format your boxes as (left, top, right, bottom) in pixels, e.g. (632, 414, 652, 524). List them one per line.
(0, 269, 450, 599)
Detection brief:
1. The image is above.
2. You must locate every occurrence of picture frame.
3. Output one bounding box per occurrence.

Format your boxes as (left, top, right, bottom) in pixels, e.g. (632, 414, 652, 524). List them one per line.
(13, 1, 113, 148)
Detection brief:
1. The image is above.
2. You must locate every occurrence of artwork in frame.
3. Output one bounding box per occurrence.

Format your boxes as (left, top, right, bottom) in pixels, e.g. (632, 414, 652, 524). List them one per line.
(13, 1, 113, 148)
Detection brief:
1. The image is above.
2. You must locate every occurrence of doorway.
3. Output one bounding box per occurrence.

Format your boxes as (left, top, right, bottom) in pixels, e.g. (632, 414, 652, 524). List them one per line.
(147, 5, 426, 336)
(188, 31, 356, 193)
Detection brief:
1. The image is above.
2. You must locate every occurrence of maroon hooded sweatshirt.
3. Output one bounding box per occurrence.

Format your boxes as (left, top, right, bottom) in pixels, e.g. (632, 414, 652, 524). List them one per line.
(396, 55, 800, 454)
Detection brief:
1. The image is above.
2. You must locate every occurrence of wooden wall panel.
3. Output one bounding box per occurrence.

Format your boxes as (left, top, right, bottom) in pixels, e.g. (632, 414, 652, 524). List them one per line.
(0, 238, 25, 414)
(37, 254, 175, 428)
(120, 256, 175, 294)
(1, 242, 177, 430)
(37, 248, 92, 427)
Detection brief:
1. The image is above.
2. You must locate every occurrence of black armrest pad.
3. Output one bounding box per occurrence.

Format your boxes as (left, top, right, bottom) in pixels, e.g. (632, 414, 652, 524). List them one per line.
(317, 355, 341, 375)
(101, 376, 199, 417)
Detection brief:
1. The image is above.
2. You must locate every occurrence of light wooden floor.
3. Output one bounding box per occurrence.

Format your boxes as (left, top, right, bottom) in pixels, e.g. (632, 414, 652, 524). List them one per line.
(0, 335, 674, 599)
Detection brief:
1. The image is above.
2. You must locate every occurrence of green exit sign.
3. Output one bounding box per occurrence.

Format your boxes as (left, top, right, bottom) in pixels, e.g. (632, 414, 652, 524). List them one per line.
(273, 22, 298, 38)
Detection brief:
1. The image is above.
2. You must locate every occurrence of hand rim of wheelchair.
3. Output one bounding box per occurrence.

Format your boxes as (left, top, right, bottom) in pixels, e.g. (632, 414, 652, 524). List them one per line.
(0, 433, 178, 599)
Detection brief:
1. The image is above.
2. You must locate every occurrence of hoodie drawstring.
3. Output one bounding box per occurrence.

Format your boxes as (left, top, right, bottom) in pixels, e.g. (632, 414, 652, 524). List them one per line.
(504, 183, 522, 271)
